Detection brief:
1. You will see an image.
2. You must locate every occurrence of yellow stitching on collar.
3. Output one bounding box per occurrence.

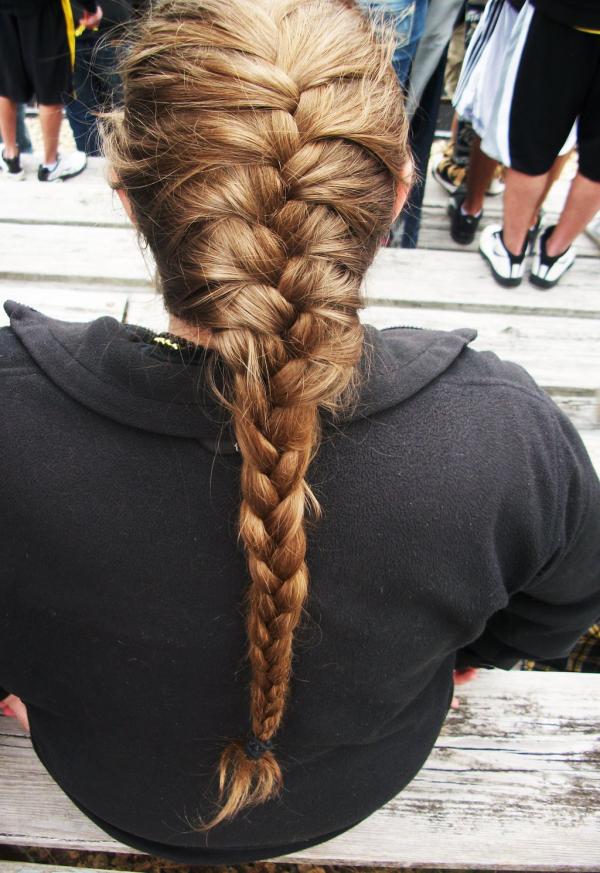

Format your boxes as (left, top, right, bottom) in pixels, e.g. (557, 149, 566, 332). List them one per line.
(152, 336, 181, 350)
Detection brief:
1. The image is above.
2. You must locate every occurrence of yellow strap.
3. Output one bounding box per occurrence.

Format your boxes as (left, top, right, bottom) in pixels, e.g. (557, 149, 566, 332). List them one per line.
(60, 0, 76, 69)
(575, 26, 600, 34)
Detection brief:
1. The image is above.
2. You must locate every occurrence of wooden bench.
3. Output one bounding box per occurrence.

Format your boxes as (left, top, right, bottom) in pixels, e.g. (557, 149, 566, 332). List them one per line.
(2, 670, 600, 871)
(1, 156, 599, 873)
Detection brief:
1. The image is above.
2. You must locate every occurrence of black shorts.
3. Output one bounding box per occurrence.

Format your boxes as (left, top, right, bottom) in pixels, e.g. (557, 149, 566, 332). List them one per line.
(0, 1, 74, 105)
(481, 3, 600, 183)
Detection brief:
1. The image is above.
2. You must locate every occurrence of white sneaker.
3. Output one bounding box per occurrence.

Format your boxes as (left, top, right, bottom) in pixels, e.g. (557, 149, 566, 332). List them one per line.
(0, 148, 25, 181)
(37, 150, 87, 182)
(486, 175, 505, 197)
(479, 224, 526, 287)
(530, 225, 576, 289)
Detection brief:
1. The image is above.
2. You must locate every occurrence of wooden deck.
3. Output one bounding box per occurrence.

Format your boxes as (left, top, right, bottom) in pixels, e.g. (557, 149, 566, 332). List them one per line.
(2, 670, 600, 870)
(1, 157, 599, 869)
(1, 155, 598, 469)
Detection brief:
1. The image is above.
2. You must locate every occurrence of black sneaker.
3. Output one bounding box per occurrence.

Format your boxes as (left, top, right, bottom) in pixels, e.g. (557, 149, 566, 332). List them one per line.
(0, 148, 24, 181)
(448, 194, 482, 245)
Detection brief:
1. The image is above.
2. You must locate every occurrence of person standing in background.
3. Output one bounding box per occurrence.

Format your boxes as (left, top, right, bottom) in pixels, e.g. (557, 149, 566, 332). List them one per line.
(0, 0, 103, 181)
(357, 0, 429, 89)
(479, 0, 600, 287)
(66, 0, 132, 155)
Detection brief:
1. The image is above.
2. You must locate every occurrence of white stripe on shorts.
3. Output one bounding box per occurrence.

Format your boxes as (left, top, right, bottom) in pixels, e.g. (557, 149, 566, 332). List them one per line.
(482, 1, 535, 166)
(453, 0, 518, 142)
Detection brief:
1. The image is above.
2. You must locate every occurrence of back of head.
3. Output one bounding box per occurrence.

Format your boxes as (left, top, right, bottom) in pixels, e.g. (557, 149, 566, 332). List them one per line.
(103, 0, 408, 830)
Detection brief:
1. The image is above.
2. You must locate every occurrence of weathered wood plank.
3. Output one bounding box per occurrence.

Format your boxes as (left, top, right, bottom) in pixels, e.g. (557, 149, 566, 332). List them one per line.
(361, 304, 600, 392)
(1, 672, 599, 870)
(580, 430, 600, 471)
(412, 210, 599, 259)
(124, 293, 167, 333)
(3, 224, 597, 319)
(0, 225, 152, 286)
(366, 248, 600, 315)
(0, 287, 128, 327)
(556, 395, 600, 431)
(0, 182, 126, 228)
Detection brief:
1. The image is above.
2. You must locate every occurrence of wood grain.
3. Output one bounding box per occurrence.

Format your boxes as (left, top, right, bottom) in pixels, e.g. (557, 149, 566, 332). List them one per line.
(0, 225, 152, 286)
(362, 304, 600, 392)
(1, 671, 599, 870)
(0, 287, 128, 327)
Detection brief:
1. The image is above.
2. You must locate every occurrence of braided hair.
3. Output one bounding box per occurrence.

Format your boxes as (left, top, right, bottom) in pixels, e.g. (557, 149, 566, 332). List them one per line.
(103, 0, 409, 830)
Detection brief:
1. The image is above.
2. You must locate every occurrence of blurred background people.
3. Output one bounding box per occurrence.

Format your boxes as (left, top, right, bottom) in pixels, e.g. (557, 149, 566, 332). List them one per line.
(66, 0, 132, 155)
(479, 0, 600, 287)
(357, 0, 429, 89)
(0, 0, 102, 181)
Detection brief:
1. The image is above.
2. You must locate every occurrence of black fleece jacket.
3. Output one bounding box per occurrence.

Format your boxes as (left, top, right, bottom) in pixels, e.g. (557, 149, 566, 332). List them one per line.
(1, 300, 599, 863)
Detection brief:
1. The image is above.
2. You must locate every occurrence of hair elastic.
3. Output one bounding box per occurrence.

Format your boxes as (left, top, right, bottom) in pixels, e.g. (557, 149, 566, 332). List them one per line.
(245, 734, 273, 760)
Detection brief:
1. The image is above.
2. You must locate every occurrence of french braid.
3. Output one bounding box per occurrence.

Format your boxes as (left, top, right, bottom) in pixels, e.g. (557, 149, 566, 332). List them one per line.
(103, 0, 409, 829)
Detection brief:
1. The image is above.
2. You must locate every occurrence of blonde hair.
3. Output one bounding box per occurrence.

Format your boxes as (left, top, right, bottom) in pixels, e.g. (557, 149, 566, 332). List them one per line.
(103, 0, 408, 831)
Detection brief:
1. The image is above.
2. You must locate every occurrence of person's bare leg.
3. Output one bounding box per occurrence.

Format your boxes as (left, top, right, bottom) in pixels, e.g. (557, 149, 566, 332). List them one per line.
(502, 167, 550, 255)
(462, 136, 499, 216)
(38, 103, 63, 165)
(450, 111, 459, 147)
(546, 173, 600, 256)
(530, 150, 573, 226)
(0, 97, 18, 158)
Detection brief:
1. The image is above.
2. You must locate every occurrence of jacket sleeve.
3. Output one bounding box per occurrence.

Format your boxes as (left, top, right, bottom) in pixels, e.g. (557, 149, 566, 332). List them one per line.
(456, 402, 600, 671)
(79, 1, 99, 13)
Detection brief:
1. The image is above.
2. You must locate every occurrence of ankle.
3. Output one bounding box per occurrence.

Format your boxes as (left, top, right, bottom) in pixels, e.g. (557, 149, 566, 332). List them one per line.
(461, 200, 483, 218)
(500, 230, 527, 261)
(501, 230, 527, 258)
(2, 145, 18, 160)
(544, 229, 569, 258)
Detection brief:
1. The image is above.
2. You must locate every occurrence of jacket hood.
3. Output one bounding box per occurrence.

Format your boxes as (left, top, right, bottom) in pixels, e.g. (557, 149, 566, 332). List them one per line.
(4, 299, 477, 440)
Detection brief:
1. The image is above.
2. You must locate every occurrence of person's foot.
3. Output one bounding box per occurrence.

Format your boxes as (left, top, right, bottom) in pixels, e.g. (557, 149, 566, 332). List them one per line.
(37, 150, 87, 182)
(448, 193, 482, 245)
(432, 152, 467, 195)
(530, 225, 576, 289)
(479, 224, 527, 287)
(0, 148, 25, 181)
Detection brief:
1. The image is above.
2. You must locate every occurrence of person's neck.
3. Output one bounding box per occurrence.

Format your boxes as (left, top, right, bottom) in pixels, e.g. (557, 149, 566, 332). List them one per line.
(167, 315, 214, 349)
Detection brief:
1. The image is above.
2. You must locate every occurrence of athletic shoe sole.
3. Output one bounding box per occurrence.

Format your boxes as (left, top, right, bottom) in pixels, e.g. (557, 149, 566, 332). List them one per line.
(529, 260, 574, 289)
(38, 164, 87, 183)
(38, 151, 87, 183)
(480, 249, 523, 287)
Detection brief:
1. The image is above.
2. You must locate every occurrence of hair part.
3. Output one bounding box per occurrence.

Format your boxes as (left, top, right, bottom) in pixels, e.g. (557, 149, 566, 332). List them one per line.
(103, 0, 409, 831)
